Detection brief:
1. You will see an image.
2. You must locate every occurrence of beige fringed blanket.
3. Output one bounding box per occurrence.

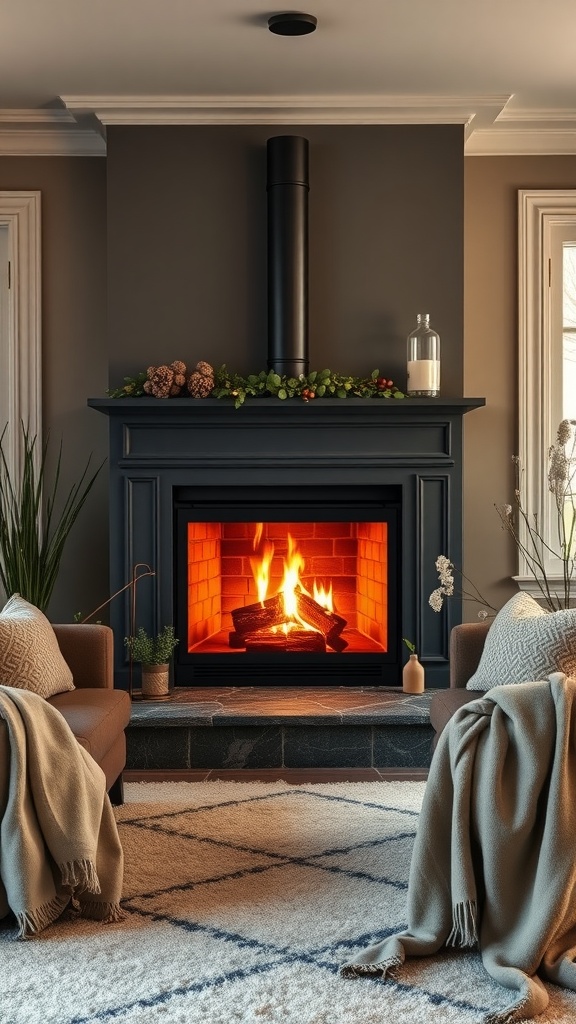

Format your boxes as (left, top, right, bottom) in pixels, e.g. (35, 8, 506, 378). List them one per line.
(342, 673, 576, 1023)
(0, 685, 124, 938)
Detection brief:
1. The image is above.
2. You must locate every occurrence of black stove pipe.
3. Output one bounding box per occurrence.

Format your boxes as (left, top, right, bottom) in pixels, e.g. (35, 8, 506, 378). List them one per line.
(266, 135, 309, 377)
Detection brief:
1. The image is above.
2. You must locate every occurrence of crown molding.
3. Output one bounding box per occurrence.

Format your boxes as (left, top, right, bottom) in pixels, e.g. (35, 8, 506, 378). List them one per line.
(466, 128, 576, 156)
(0, 109, 105, 156)
(3, 97, 576, 156)
(61, 93, 512, 134)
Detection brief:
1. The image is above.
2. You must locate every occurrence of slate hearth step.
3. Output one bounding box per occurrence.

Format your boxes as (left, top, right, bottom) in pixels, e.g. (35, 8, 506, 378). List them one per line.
(126, 686, 435, 772)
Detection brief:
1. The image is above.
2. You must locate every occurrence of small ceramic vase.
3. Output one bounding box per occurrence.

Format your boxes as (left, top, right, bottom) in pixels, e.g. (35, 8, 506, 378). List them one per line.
(402, 653, 425, 693)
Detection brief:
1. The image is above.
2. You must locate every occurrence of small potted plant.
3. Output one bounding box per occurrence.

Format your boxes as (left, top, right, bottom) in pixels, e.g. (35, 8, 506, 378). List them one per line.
(124, 625, 178, 699)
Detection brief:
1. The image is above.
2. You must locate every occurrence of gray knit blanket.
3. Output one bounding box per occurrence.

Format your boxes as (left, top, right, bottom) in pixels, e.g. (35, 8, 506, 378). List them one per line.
(0, 685, 125, 938)
(342, 673, 576, 1023)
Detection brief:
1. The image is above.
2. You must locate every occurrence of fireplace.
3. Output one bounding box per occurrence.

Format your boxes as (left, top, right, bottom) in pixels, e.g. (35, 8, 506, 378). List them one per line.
(174, 484, 400, 685)
(89, 395, 484, 690)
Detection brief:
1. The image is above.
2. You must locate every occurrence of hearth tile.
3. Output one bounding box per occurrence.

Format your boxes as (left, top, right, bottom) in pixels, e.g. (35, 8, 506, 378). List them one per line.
(126, 726, 190, 770)
(129, 699, 220, 726)
(373, 725, 434, 769)
(283, 725, 372, 768)
(189, 726, 282, 769)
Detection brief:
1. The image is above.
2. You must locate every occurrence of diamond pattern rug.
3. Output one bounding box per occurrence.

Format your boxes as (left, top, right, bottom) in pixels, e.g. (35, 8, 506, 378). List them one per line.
(3, 780, 576, 1023)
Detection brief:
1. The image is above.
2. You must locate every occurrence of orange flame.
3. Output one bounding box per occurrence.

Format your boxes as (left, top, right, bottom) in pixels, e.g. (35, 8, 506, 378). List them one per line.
(250, 526, 335, 633)
(280, 534, 306, 620)
(250, 523, 275, 606)
(313, 580, 333, 613)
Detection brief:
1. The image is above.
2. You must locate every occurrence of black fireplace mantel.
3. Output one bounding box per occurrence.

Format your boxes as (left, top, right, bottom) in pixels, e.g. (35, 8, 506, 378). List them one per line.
(89, 395, 485, 689)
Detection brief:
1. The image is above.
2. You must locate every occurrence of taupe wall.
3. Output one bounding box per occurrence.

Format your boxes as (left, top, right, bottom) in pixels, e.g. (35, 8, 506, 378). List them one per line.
(0, 158, 108, 621)
(106, 125, 464, 395)
(463, 155, 576, 620)
(3, 144, 576, 626)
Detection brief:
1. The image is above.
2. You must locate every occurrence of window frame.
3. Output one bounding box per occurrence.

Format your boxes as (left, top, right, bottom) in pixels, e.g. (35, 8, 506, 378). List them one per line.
(518, 189, 576, 595)
(0, 191, 41, 481)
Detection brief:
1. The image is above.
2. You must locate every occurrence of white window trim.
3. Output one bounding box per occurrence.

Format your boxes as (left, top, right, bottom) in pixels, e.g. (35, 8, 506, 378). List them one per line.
(517, 189, 576, 598)
(0, 191, 42, 480)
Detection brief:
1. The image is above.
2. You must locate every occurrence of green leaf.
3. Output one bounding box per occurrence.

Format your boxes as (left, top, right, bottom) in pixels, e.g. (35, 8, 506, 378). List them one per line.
(278, 388, 288, 400)
(316, 384, 326, 397)
(319, 369, 331, 379)
(308, 371, 318, 384)
(336, 388, 347, 399)
(0, 424, 104, 612)
(371, 369, 379, 380)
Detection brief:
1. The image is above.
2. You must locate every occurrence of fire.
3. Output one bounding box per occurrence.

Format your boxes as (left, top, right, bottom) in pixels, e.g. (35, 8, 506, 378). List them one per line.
(250, 525, 334, 626)
(280, 533, 306, 619)
(313, 580, 333, 613)
(250, 523, 275, 606)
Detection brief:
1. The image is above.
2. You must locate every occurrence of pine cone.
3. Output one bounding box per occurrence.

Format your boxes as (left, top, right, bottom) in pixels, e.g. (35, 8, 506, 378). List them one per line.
(143, 380, 153, 394)
(149, 365, 174, 399)
(187, 371, 214, 398)
(195, 360, 214, 378)
(171, 360, 187, 376)
(146, 366, 157, 378)
(172, 373, 186, 389)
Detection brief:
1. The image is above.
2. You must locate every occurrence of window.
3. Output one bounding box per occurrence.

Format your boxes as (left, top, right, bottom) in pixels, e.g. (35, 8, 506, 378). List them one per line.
(0, 191, 41, 481)
(518, 190, 576, 592)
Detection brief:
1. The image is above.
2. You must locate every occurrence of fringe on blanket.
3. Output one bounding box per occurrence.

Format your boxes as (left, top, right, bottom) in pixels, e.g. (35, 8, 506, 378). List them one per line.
(340, 953, 403, 980)
(80, 899, 127, 923)
(16, 894, 71, 940)
(60, 859, 101, 894)
(447, 900, 478, 948)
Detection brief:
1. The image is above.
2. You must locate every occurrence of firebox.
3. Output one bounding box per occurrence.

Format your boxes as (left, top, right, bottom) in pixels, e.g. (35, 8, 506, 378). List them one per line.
(174, 486, 400, 685)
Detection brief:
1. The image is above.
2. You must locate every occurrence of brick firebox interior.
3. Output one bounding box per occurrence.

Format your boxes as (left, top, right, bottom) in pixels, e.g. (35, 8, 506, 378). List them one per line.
(186, 521, 388, 654)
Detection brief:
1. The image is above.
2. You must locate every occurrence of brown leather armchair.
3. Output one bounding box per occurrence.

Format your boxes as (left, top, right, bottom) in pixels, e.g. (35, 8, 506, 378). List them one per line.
(429, 620, 491, 746)
(0, 623, 131, 805)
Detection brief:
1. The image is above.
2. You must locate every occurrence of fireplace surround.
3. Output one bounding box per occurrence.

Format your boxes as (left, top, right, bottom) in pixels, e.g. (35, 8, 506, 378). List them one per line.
(90, 394, 484, 690)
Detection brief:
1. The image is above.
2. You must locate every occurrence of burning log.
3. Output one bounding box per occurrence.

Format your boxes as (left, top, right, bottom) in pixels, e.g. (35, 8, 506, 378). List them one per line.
(244, 629, 326, 653)
(229, 589, 348, 651)
(294, 592, 348, 651)
(231, 595, 285, 641)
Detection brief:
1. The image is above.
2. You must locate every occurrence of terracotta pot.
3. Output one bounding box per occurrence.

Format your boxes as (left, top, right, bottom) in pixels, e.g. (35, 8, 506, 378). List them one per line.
(402, 653, 425, 693)
(141, 662, 170, 699)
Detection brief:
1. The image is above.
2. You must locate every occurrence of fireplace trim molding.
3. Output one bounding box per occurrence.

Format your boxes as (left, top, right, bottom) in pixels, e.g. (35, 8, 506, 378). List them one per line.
(89, 395, 485, 690)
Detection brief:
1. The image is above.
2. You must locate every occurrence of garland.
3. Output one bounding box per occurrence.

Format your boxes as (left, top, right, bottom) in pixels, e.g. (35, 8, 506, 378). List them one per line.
(107, 365, 407, 409)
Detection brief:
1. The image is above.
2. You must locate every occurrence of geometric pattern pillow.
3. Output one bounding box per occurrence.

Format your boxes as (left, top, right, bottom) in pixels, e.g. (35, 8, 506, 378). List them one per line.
(0, 594, 74, 698)
(466, 590, 576, 691)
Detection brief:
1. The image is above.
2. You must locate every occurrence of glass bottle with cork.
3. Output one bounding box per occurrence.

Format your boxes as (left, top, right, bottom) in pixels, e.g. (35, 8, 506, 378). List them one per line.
(406, 313, 440, 397)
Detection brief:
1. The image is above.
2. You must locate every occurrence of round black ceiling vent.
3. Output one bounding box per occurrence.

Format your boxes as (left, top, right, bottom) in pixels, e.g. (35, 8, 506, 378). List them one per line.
(268, 13, 318, 36)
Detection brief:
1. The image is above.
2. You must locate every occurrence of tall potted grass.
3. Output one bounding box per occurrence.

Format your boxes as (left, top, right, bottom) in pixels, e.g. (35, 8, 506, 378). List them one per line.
(0, 423, 104, 613)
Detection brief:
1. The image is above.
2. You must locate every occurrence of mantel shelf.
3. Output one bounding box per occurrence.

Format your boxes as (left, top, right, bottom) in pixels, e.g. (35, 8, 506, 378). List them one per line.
(89, 396, 486, 418)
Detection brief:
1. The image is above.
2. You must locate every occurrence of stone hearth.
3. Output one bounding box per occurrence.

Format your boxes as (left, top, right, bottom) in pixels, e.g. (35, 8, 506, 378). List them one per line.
(126, 685, 434, 772)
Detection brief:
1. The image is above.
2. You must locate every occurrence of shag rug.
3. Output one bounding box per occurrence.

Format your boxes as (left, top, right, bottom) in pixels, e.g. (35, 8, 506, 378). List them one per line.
(3, 780, 576, 1024)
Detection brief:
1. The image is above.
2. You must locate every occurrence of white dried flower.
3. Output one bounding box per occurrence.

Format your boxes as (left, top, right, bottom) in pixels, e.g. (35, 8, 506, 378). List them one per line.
(556, 419, 573, 446)
(435, 555, 455, 593)
(429, 588, 445, 612)
(548, 445, 570, 495)
(477, 609, 489, 620)
(502, 504, 512, 517)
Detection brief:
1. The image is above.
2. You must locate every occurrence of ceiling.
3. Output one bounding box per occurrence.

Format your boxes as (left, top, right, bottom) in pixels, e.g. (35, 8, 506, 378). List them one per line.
(2, 0, 576, 156)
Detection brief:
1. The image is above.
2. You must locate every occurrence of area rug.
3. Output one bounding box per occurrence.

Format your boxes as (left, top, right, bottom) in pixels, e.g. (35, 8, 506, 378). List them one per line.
(3, 780, 576, 1024)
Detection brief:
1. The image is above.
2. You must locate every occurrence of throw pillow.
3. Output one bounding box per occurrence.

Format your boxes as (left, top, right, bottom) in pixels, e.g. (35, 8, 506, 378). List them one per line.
(0, 594, 74, 698)
(466, 591, 576, 691)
